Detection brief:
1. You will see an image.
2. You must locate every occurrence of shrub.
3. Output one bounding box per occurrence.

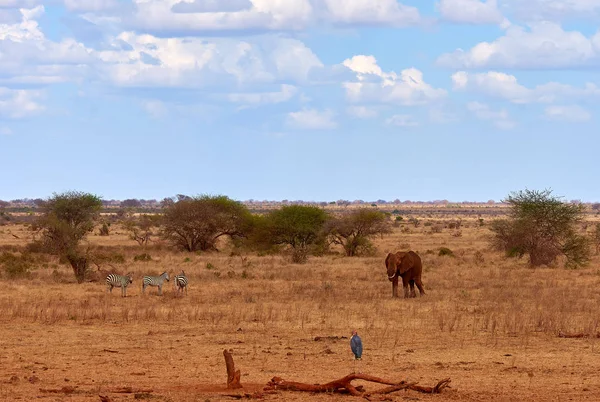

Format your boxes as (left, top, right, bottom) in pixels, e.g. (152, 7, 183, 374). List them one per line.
(133, 253, 152, 262)
(489, 189, 590, 268)
(161, 195, 252, 252)
(31, 191, 102, 283)
(438, 247, 454, 257)
(99, 223, 110, 236)
(325, 209, 391, 257)
(0, 252, 34, 278)
(250, 205, 328, 264)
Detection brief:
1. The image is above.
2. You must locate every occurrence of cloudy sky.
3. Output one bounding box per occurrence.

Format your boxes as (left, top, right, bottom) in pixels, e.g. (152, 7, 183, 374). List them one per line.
(1, 0, 599, 202)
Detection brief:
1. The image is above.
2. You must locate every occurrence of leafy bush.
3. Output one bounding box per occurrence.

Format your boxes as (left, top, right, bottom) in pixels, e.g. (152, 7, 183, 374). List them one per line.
(0, 252, 34, 278)
(99, 223, 110, 236)
(489, 189, 590, 268)
(249, 205, 328, 264)
(32, 191, 102, 283)
(133, 253, 152, 262)
(438, 247, 454, 257)
(161, 195, 252, 252)
(325, 208, 390, 257)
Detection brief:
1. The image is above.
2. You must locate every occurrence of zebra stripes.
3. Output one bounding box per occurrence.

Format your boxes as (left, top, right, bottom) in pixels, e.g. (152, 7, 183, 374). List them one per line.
(106, 273, 133, 297)
(174, 271, 188, 294)
(142, 271, 170, 295)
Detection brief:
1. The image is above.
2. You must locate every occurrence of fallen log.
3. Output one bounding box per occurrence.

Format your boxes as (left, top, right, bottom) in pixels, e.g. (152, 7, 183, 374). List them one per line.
(39, 386, 78, 394)
(558, 331, 600, 339)
(265, 373, 451, 397)
(110, 387, 153, 394)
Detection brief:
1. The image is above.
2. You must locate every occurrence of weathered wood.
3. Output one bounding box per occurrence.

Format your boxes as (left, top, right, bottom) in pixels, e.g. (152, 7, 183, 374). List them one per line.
(266, 373, 451, 397)
(558, 330, 600, 339)
(224, 349, 242, 389)
(110, 387, 153, 394)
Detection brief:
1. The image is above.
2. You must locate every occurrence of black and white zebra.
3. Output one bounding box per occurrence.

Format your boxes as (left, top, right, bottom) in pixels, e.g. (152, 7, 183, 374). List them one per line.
(142, 271, 170, 295)
(106, 273, 133, 297)
(174, 271, 188, 294)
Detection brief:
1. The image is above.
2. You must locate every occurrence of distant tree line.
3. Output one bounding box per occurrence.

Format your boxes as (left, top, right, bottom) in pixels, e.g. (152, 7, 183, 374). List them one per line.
(2, 188, 597, 282)
(20, 191, 392, 282)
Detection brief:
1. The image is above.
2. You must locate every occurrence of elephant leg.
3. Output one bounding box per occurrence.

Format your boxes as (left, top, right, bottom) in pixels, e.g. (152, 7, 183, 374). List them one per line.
(402, 276, 410, 298)
(409, 280, 416, 298)
(392, 277, 399, 298)
(415, 279, 426, 296)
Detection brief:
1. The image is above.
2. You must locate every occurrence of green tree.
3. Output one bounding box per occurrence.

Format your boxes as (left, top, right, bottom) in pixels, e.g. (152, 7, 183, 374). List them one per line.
(257, 205, 328, 263)
(161, 195, 252, 252)
(325, 209, 391, 256)
(489, 189, 590, 268)
(33, 191, 102, 282)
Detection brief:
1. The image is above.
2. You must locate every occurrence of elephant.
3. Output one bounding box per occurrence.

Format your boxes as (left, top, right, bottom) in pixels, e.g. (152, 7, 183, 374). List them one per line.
(385, 251, 425, 298)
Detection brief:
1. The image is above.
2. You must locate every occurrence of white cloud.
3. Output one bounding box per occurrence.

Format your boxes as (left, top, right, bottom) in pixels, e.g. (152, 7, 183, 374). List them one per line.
(227, 84, 298, 107)
(63, 0, 119, 12)
(429, 109, 459, 123)
(544, 105, 591, 122)
(172, 0, 253, 13)
(452, 71, 600, 104)
(0, 6, 94, 86)
(128, 0, 315, 33)
(504, 0, 600, 21)
(96, 33, 323, 89)
(102, 0, 422, 35)
(286, 108, 337, 129)
(342, 55, 446, 105)
(386, 114, 418, 127)
(347, 105, 379, 119)
(438, 22, 600, 69)
(436, 0, 506, 25)
(0, 0, 42, 7)
(140, 99, 168, 119)
(323, 0, 420, 26)
(467, 101, 515, 129)
(0, 87, 44, 118)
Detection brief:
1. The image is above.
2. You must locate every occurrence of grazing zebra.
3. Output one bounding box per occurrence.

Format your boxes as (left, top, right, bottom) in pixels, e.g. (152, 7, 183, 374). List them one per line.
(142, 271, 170, 295)
(106, 273, 133, 297)
(174, 271, 188, 294)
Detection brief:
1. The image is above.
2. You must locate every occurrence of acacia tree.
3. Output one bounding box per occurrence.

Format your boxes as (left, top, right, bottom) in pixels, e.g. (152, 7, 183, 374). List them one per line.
(489, 189, 590, 268)
(325, 209, 391, 256)
(33, 191, 103, 282)
(255, 205, 328, 263)
(161, 195, 252, 252)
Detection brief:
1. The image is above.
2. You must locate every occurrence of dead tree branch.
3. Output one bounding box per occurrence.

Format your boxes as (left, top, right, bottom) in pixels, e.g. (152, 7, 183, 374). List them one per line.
(224, 349, 242, 389)
(265, 373, 450, 397)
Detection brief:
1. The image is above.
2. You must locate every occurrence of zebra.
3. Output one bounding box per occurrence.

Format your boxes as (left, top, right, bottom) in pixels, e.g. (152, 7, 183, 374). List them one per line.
(142, 271, 170, 295)
(106, 273, 133, 297)
(174, 271, 188, 294)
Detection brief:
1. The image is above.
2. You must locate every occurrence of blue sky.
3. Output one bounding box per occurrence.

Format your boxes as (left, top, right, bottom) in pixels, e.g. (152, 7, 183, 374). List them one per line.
(1, 0, 600, 202)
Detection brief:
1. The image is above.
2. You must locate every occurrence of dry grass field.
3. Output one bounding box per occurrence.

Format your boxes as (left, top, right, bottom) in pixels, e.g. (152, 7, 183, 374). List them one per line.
(1, 215, 600, 401)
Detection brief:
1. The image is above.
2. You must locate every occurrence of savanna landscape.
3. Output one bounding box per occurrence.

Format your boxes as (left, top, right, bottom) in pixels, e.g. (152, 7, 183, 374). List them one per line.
(1, 194, 600, 402)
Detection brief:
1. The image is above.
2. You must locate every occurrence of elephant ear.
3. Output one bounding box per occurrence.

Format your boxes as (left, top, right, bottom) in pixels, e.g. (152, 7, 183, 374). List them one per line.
(398, 252, 414, 274)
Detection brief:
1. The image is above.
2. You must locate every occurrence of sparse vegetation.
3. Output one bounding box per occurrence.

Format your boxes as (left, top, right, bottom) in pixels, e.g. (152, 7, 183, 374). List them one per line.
(123, 214, 161, 246)
(2, 193, 600, 401)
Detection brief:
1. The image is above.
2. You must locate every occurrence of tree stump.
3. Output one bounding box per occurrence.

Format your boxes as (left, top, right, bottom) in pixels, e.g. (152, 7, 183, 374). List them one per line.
(223, 349, 242, 389)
